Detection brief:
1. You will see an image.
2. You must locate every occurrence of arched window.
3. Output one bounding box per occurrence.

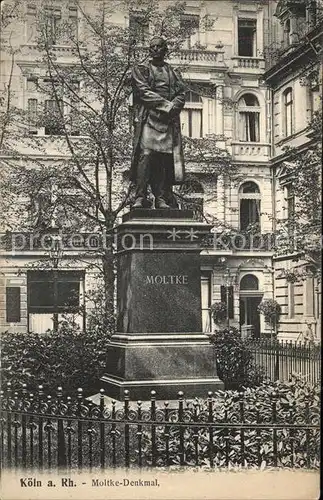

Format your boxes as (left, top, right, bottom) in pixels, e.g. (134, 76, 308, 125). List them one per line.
(237, 94, 260, 142)
(283, 88, 293, 137)
(240, 274, 259, 290)
(239, 181, 261, 231)
(182, 91, 203, 138)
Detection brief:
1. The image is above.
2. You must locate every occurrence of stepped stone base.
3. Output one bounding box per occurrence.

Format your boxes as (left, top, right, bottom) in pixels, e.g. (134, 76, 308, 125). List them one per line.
(100, 332, 223, 400)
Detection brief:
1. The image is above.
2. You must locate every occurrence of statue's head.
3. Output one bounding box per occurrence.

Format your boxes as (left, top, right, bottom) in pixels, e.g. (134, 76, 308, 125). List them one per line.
(149, 37, 168, 61)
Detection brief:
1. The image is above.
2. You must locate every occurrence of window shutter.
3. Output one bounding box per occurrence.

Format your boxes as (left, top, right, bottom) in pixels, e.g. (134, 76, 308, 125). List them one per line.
(6, 287, 21, 322)
(220, 285, 234, 318)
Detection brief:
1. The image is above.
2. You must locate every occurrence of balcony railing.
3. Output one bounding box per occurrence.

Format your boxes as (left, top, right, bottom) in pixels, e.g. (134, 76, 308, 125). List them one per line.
(135, 46, 225, 66)
(174, 48, 224, 64)
(231, 141, 271, 159)
(202, 232, 274, 252)
(231, 56, 265, 70)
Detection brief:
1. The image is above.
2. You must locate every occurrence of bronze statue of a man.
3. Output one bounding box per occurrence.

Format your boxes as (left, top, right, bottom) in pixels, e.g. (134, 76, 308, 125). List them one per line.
(130, 37, 186, 209)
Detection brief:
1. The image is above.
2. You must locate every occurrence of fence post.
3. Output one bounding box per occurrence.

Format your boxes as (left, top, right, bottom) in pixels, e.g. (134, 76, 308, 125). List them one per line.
(207, 391, 214, 468)
(5, 383, 12, 469)
(124, 390, 130, 468)
(99, 389, 105, 469)
(151, 390, 157, 467)
(274, 340, 280, 380)
(164, 402, 170, 466)
(38, 385, 44, 469)
(77, 388, 83, 470)
(178, 391, 185, 466)
(22, 385, 27, 468)
(57, 387, 67, 468)
(271, 392, 278, 467)
(239, 392, 245, 466)
(137, 401, 142, 468)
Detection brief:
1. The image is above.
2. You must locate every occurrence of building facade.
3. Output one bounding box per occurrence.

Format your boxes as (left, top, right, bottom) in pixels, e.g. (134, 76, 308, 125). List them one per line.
(263, 0, 322, 341)
(0, 0, 321, 340)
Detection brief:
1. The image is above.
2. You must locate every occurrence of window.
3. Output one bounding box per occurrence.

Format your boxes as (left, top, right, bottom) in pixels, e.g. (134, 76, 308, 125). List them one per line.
(55, 190, 89, 229)
(27, 77, 38, 91)
(26, 4, 37, 43)
(181, 91, 203, 138)
(28, 271, 84, 333)
(69, 81, 80, 136)
(283, 88, 293, 137)
(6, 287, 21, 323)
(238, 19, 257, 56)
(27, 98, 38, 135)
(305, 275, 315, 317)
(238, 94, 260, 142)
(286, 184, 295, 237)
(220, 285, 234, 319)
(68, 6, 78, 40)
(44, 7, 61, 45)
(308, 72, 320, 118)
(240, 274, 259, 290)
(129, 12, 149, 45)
(180, 14, 200, 49)
(44, 99, 64, 135)
(307, 1, 317, 27)
(239, 181, 261, 231)
(30, 189, 54, 229)
(201, 273, 211, 332)
(283, 19, 292, 47)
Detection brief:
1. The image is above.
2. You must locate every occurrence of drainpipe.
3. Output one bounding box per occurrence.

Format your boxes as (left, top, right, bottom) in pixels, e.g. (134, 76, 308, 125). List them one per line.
(270, 87, 276, 299)
(270, 87, 276, 237)
(270, 87, 277, 334)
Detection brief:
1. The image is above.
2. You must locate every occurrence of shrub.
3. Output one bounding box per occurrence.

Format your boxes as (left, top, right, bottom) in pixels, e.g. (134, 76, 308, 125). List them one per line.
(258, 299, 281, 324)
(0, 322, 108, 395)
(210, 327, 264, 390)
(210, 301, 227, 323)
(141, 375, 320, 468)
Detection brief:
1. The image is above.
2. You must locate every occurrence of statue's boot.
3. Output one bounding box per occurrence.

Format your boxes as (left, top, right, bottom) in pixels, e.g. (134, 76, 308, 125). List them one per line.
(155, 197, 170, 209)
(150, 161, 171, 209)
(133, 152, 150, 208)
(132, 197, 145, 208)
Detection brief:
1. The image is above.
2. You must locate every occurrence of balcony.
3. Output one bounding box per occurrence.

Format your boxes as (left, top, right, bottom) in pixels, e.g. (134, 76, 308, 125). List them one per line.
(135, 46, 226, 71)
(172, 49, 225, 66)
(231, 141, 271, 162)
(202, 231, 274, 253)
(231, 56, 265, 74)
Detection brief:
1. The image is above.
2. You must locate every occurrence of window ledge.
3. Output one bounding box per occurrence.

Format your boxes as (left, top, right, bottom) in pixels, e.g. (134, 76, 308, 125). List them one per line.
(232, 141, 270, 145)
(276, 128, 310, 146)
(280, 318, 318, 324)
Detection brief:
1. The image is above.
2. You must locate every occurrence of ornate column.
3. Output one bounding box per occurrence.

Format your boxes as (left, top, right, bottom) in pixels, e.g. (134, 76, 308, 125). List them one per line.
(215, 84, 224, 136)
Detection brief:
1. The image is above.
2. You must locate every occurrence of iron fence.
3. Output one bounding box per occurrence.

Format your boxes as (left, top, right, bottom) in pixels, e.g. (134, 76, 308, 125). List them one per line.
(0, 383, 320, 470)
(245, 339, 321, 384)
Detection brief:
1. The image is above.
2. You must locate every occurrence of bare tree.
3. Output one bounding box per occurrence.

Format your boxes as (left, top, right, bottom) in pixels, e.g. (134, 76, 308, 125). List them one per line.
(1, 0, 237, 331)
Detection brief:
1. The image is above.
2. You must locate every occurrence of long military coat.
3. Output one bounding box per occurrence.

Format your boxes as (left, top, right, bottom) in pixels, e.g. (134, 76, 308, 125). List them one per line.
(130, 60, 186, 184)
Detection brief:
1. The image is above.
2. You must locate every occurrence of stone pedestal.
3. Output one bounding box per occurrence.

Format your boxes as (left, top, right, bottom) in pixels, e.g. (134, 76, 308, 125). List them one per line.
(100, 209, 223, 400)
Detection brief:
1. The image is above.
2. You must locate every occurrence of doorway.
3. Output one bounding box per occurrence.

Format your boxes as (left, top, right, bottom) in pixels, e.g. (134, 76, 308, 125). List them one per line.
(239, 295, 262, 338)
(239, 274, 262, 339)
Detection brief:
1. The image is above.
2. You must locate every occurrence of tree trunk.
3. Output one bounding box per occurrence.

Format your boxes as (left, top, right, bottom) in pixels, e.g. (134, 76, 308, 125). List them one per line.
(102, 244, 115, 334)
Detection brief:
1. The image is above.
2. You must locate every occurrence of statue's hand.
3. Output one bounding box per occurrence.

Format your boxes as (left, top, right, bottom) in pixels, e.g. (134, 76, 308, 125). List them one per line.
(169, 105, 180, 119)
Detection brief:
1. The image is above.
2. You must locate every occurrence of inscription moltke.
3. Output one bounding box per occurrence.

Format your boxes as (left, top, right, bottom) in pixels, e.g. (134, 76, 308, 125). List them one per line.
(145, 275, 188, 285)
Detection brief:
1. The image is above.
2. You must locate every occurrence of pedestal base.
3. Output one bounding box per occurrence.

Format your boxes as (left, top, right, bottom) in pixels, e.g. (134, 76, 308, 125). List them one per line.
(100, 332, 224, 400)
(101, 210, 224, 401)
